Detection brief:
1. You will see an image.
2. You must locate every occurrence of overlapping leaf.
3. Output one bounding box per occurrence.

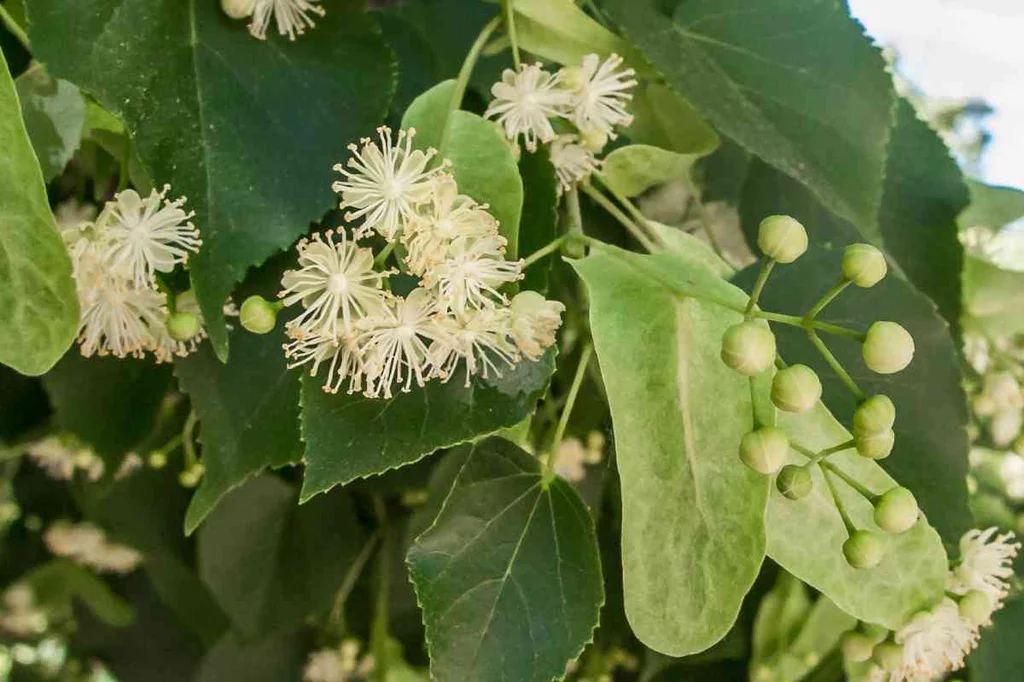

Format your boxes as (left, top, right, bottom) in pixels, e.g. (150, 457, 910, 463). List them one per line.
(15, 64, 85, 181)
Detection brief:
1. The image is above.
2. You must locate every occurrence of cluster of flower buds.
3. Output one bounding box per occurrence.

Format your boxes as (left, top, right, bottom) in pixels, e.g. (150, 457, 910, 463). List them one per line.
(721, 215, 924, 569)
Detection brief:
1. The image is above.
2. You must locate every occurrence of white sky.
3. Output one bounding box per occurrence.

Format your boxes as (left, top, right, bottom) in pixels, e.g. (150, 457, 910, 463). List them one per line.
(850, 0, 1024, 190)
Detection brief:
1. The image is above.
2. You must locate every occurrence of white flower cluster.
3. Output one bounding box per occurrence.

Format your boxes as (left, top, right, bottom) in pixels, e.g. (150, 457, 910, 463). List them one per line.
(222, 0, 325, 42)
(972, 371, 1023, 447)
(303, 639, 373, 682)
(0, 584, 48, 638)
(485, 54, 637, 193)
(25, 436, 104, 482)
(860, 527, 1020, 682)
(553, 431, 605, 483)
(43, 521, 143, 574)
(279, 127, 564, 399)
(61, 187, 204, 363)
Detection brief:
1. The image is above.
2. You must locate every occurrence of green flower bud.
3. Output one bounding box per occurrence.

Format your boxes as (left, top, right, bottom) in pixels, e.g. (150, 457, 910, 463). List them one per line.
(579, 127, 608, 152)
(721, 322, 776, 376)
(859, 622, 889, 645)
(178, 463, 205, 489)
(558, 65, 586, 92)
(958, 590, 992, 627)
(240, 295, 280, 335)
(739, 427, 789, 475)
(862, 321, 915, 375)
(856, 428, 895, 460)
(221, 0, 256, 19)
(843, 530, 884, 569)
(840, 630, 876, 663)
(148, 451, 167, 469)
(771, 364, 822, 413)
(757, 215, 808, 263)
(166, 311, 201, 342)
(873, 487, 919, 533)
(853, 395, 896, 437)
(842, 243, 887, 288)
(872, 641, 904, 671)
(776, 464, 813, 500)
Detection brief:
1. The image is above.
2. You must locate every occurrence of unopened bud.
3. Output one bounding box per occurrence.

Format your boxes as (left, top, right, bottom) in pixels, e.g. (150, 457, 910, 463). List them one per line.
(853, 395, 896, 437)
(771, 364, 822, 413)
(840, 631, 876, 663)
(873, 487, 918, 533)
(166, 311, 201, 342)
(863, 321, 915, 374)
(776, 464, 812, 500)
(872, 641, 904, 671)
(148, 451, 167, 469)
(178, 463, 205, 489)
(579, 127, 608, 152)
(558, 65, 586, 92)
(240, 296, 280, 335)
(859, 622, 889, 645)
(843, 530, 884, 569)
(958, 590, 993, 627)
(856, 428, 895, 460)
(842, 244, 887, 288)
(739, 427, 789, 475)
(221, 0, 256, 19)
(757, 215, 808, 263)
(721, 321, 776, 376)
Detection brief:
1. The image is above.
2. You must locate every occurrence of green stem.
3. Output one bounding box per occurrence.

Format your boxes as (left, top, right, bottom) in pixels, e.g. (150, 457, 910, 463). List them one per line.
(438, 15, 502, 159)
(751, 311, 865, 340)
(182, 410, 199, 468)
(805, 279, 851, 321)
(501, 0, 521, 69)
(371, 497, 390, 682)
(373, 240, 397, 269)
(807, 330, 866, 400)
(0, 5, 29, 51)
(326, 531, 380, 638)
(565, 185, 584, 238)
(794, 439, 855, 465)
(152, 434, 183, 459)
(682, 175, 728, 263)
(581, 183, 659, 252)
(592, 172, 663, 247)
(819, 463, 858, 537)
(522, 235, 567, 268)
(821, 461, 879, 503)
(547, 343, 593, 472)
(748, 377, 761, 428)
(744, 260, 776, 317)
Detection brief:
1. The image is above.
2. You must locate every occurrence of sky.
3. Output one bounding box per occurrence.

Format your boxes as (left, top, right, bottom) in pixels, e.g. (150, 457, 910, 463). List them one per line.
(850, 0, 1024, 191)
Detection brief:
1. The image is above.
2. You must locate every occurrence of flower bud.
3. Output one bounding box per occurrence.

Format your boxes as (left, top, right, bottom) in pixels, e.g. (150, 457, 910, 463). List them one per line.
(757, 215, 808, 263)
(771, 364, 822, 413)
(862, 321, 915, 374)
(166, 311, 201, 342)
(148, 451, 167, 469)
(240, 295, 280, 335)
(840, 630, 876, 663)
(739, 427, 789, 475)
(721, 322, 776, 376)
(842, 243, 887, 288)
(853, 395, 896, 437)
(776, 464, 812, 500)
(873, 487, 918, 533)
(859, 622, 889, 645)
(579, 127, 608, 152)
(558, 65, 586, 92)
(856, 428, 895, 460)
(179, 463, 205, 489)
(958, 590, 993, 627)
(221, 0, 256, 19)
(843, 530, 884, 569)
(872, 641, 904, 671)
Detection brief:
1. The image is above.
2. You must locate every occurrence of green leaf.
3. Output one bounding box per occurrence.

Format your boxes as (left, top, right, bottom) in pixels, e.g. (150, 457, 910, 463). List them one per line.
(751, 572, 812, 668)
(42, 354, 174, 463)
(959, 180, 1024, 230)
(26, 0, 396, 359)
(604, 0, 895, 230)
(300, 351, 554, 499)
(196, 629, 307, 682)
(766, 403, 948, 628)
(736, 245, 973, 546)
(601, 144, 704, 198)
(0, 47, 78, 376)
(198, 475, 366, 638)
(517, 147, 560, 293)
(963, 256, 1024, 337)
(407, 437, 603, 682)
(969, 595, 1024, 681)
(402, 81, 524, 257)
(174, 326, 302, 535)
(752, 595, 856, 682)
(15, 63, 85, 181)
(26, 559, 135, 627)
(627, 83, 720, 156)
(571, 244, 770, 655)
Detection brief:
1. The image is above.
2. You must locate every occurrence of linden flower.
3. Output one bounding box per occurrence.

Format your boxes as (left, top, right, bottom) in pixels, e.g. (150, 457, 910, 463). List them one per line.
(0, 584, 47, 637)
(284, 331, 368, 395)
(248, 0, 325, 41)
(883, 599, 979, 682)
(402, 176, 499, 275)
(332, 127, 440, 241)
(430, 307, 517, 386)
(424, 235, 523, 314)
(509, 291, 565, 360)
(562, 53, 638, 138)
(77, 272, 167, 359)
(948, 527, 1020, 606)
(100, 186, 200, 288)
(549, 134, 600, 194)
(485, 63, 571, 152)
(359, 289, 445, 399)
(43, 521, 143, 574)
(280, 230, 391, 338)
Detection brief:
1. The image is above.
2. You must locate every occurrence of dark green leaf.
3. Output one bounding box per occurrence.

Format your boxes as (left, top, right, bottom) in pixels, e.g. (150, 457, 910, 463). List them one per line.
(378, 13, 442, 122)
(0, 364, 49, 441)
(196, 629, 308, 682)
(15, 63, 85, 181)
(26, 558, 134, 627)
(969, 595, 1024, 681)
(198, 475, 366, 638)
(627, 83, 719, 156)
(604, 0, 894, 229)
(175, 326, 302, 534)
(26, 0, 396, 359)
(300, 350, 553, 499)
(0, 47, 78, 375)
(735, 245, 972, 546)
(42, 354, 173, 464)
(407, 437, 603, 682)
(517, 147, 559, 293)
